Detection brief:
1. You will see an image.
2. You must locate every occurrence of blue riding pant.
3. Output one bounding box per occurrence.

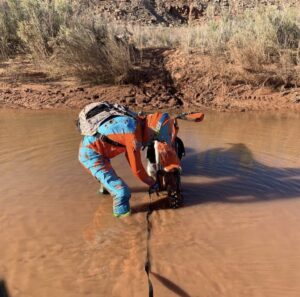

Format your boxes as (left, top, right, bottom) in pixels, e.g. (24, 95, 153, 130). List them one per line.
(79, 144, 131, 216)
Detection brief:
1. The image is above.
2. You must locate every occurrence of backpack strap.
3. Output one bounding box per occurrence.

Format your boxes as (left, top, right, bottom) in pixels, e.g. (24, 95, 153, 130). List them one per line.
(95, 133, 126, 148)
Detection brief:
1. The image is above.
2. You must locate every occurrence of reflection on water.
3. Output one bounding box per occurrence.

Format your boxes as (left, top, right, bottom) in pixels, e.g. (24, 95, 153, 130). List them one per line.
(0, 110, 300, 297)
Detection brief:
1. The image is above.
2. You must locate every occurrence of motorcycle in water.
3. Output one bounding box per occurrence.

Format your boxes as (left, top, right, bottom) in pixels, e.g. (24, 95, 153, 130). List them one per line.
(146, 112, 204, 209)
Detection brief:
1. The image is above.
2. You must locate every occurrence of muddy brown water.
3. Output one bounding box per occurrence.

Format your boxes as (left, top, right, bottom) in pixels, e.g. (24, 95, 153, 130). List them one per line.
(0, 109, 300, 297)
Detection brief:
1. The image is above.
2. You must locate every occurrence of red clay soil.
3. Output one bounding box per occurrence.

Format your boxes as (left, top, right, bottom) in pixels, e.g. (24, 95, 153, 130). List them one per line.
(1, 49, 300, 112)
(164, 50, 300, 112)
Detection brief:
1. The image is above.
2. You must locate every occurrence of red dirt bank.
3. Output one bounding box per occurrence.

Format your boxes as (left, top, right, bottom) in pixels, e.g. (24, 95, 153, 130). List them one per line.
(1, 50, 299, 112)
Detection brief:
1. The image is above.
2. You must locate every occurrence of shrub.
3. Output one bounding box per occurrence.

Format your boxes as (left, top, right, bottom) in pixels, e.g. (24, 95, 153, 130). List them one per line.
(51, 22, 132, 83)
(0, 0, 21, 59)
(128, 5, 300, 86)
(0, 0, 133, 83)
(16, 0, 72, 60)
(1, 0, 299, 86)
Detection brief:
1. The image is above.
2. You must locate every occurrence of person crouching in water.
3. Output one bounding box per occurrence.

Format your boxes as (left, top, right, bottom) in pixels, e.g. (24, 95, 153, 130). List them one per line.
(78, 102, 176, 218)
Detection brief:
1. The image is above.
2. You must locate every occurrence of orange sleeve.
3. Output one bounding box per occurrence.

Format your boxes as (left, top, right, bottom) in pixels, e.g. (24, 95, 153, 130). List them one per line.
(125, 147, 155, 186)
(123, 122, 155, 186)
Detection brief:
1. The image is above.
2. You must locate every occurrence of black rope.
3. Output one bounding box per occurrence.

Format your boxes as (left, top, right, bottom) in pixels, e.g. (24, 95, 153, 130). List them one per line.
(0, 280, 10, 297)
(145, 193, 154, 297)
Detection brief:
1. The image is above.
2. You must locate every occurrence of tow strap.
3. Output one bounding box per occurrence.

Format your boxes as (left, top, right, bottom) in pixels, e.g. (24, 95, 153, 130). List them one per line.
(0, 280, 9, 297)
(145, 193, 154, 297)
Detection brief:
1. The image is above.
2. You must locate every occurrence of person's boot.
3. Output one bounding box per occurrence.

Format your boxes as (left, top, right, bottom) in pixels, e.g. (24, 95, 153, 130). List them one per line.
(99, 183, 109, 195)
(113, 200, 131, 218)
(113, 210, 131, 218)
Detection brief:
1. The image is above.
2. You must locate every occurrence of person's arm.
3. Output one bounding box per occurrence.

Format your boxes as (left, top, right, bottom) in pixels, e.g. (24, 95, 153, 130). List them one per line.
(125, 146, 155, 186)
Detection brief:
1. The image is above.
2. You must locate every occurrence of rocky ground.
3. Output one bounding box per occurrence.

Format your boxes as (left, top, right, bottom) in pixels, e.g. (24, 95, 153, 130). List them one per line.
(1, 49, 299, 112)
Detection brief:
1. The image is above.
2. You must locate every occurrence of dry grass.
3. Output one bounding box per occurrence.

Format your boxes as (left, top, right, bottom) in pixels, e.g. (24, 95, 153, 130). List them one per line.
(50, 23, 132, 83)
(0, 0, 21, 60)
(0, 0, 133, 83)
(16, 0, 72, 60)
(0, 0, 299, 86)
(128, 5, 300, 87)
(129, 6, 300, 54)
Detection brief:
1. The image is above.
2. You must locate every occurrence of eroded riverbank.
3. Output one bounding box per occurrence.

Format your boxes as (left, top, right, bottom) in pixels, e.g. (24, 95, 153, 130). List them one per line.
(1, 50, 300, 112)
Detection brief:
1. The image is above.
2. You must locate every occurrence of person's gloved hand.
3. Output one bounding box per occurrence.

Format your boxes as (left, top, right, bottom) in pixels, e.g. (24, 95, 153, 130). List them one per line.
(148, 182, 160, 195)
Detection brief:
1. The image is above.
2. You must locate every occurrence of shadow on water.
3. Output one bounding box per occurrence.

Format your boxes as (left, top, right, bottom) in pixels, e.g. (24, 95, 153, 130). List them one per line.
(123, 144, 300, 297)
(183, 143, 300, 205)
(88, 143, 300, 297)
(134, 143, 300, 212)
(152, 272, 192, 297)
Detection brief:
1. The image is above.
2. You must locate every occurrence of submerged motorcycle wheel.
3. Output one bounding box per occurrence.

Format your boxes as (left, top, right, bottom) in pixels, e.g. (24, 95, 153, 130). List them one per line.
(157, 169, 183, 209)
(167, 173, 183, 209)
(168, 191, 184, 209)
